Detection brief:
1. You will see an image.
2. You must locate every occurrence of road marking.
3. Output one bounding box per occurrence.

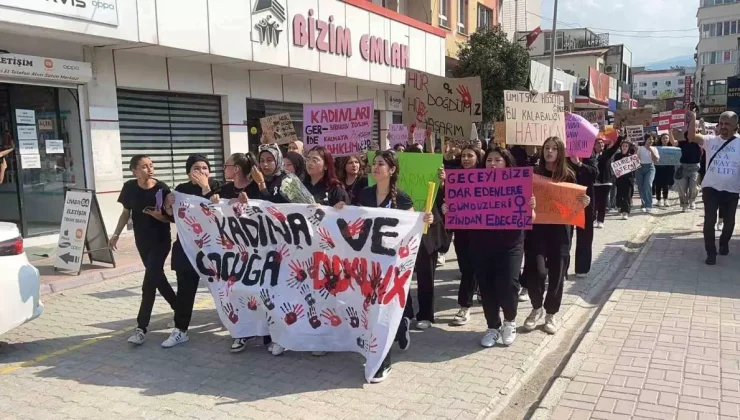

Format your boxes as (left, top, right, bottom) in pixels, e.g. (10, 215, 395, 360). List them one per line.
(0, 299, 214, 376)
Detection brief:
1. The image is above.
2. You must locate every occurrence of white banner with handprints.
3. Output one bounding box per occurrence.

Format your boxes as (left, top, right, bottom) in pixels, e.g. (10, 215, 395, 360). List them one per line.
(174, 193, 424, 382)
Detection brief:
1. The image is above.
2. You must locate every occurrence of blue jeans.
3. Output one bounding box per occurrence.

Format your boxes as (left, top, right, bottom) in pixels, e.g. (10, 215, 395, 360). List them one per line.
(636, 164, 656, 209)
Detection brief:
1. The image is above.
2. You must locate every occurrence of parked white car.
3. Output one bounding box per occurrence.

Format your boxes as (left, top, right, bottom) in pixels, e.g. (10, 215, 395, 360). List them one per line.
(0, 222, 43, 336)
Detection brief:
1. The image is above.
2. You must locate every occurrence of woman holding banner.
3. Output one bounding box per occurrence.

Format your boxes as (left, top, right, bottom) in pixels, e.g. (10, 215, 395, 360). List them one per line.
(338, 155, 368, 205)
(523, 137, 590, 335)
(303, 146, 349, 207)
(653, 133, 677, 208)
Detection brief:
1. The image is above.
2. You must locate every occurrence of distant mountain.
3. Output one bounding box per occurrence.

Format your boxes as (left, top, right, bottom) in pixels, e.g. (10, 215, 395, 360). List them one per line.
(643, 55, 695, 70)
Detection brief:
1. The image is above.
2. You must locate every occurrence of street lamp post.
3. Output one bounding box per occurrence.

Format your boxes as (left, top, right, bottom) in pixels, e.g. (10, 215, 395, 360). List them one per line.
(548, 0, 559, 92)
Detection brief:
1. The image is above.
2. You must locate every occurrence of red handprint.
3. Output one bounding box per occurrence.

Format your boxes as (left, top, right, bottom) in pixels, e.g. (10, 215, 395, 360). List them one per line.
(177, 205, 188, 219)
(237, 244, 249, 262)
(280, 302, 305, 326)
(222, 303, 239, 324)
(398, 237, 419, 259)
(266, 207, 286, 222)
(200, 203, 213, 217)
(341, 218, 366, 238)
(225, 275, 239, 295)
(288, 259, 310, 288)
(184, 216, 203, 235)
(321, 308, 342, 327)
(318, 227, 335, 250)
(361, 311, 369, 330)
(416, 102, 428, 124)
(275, 244, 290, 263)
(233, 203, 245, 217)
(457, 84, 472, 107)
(217, 235, 234, 250)
(194, 233, 211, 249)
(247, 296, 258, 311)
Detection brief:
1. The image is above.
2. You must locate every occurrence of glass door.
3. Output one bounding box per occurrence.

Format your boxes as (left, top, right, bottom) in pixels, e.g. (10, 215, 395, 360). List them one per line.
(0, 84, 22, 230)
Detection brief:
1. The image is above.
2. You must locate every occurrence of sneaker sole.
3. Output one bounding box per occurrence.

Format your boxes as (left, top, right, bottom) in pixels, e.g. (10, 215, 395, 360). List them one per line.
(451, 319, 469, 326)
(370, 369, 391, 383)
(399, 318, 411, 351)
(523, 323, 537, 332)
(162, 338, 189, 348)
(230, 346, 247, 353)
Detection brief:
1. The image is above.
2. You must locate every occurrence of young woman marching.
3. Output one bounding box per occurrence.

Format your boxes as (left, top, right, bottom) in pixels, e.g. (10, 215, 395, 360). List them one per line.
(614, 141, 638, 220)
(567, 148, 599, 279)
(523, 137, 590, 335)
(342, 150, 433, 383)
(469, 147, 535, 347)
(284, 151, 307, 181)
(635, 134, 660, 213)
(337, 154, 368, 205)
(161, 154, 222, 348)
(110, 155, 177, 345)
(593, 131, 624, 228)
(653, 132, 677, 207)
(303, 146, 349, 206)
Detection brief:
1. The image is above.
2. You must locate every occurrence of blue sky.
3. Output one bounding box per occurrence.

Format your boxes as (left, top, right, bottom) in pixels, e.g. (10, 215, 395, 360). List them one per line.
(539, 0, 698, 66)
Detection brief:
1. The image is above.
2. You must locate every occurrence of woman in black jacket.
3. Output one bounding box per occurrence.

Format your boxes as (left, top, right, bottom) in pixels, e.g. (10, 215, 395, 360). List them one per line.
(593, 133, 624, 228)
(303, 146, 349, 206)
(337, 154, 368, 205)
(567, 151, 599, 278)
(613, 141, 638, 220)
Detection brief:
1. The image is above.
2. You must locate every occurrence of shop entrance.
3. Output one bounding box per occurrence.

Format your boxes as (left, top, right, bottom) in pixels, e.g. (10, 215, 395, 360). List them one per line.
(0, 83, 85, 237)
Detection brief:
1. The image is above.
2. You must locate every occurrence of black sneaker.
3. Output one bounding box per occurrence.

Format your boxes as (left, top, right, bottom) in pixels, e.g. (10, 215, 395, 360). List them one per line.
(720, 245, 730, 256)
(370, 365, 392, 383)
(397, 317, 411, 351)
(706, 255, 717, 265)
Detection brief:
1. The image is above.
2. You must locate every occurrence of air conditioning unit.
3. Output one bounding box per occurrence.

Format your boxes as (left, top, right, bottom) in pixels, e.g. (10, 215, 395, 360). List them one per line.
(605, 65, 616, 74)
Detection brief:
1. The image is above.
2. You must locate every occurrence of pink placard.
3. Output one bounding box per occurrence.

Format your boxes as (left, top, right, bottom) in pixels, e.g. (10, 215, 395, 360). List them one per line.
(303, 99, 374, 157)
(444, 168, 534, 230)
(565, 112, 598, 158)
(388, 124, 408, 148)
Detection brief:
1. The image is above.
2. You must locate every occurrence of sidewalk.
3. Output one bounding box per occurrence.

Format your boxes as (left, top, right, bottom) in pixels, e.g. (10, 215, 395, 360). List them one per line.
(538, 205, 740, 420)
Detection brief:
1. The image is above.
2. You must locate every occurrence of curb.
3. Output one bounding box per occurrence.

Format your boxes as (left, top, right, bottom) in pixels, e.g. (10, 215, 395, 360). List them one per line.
(40, 262, 146, 296)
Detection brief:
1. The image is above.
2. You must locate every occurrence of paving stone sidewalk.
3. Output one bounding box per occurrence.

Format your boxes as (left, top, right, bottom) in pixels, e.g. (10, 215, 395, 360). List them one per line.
(542, 204, 740, 420)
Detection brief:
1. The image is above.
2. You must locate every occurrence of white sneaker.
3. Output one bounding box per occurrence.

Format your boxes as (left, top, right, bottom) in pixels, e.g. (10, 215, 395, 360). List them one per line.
(682, 206, 688, 212)
(312, 351, 327, 356)
(576, 273, 587, 278)
(480, 329, 500, 348)
(641, 207, 647, 213)
(452, 307, 471, 326)
(518, 288, 529, 302)
(524, 308, 543, 331)
(501, 321, 517, 346)
(161, 328, 189, 348)
(436, 254, 445, 267)
(416, 320, 432, 330)
(544, 314, 558, 335)
(593, 220, 599, 228)
(717, 222, 724, 231)
(270, 343, 286, 356)
(689, 203, 696, 210)
(370, 365, 391, 383)
(596, 222, 604, 229)
(621, 213, 629, 220)
(127, 328, 146, 345)
(231, 338, 249, 353)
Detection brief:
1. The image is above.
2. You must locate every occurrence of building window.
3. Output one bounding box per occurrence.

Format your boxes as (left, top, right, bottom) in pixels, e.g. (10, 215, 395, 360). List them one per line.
(678, 88, 685, 94)
(639, 82, 647, 87)
(708, 79, 727, 95)
(700, 50, 737, 64)
(678, 79, 685, 85)
(477, 4, 493, 30)
(639, 90, 647, 95)
(439, 0, 450, 28)
(652, 90, 658, 96)
(544, 33, 551, 52)
(665, 81, 672, 86)
(652, 82, 658, 87)
(457, 0, 468, 34)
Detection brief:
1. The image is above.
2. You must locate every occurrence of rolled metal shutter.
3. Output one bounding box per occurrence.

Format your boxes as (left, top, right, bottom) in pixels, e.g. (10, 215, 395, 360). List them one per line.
(118, 90, 224, 187)
(373, 111, 380, 149)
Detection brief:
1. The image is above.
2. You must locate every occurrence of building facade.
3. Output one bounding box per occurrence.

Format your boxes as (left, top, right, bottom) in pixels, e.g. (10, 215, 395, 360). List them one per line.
(633, 68, 692, 100)
(500, 0, 541, 41)
(0, 0, 446, 243)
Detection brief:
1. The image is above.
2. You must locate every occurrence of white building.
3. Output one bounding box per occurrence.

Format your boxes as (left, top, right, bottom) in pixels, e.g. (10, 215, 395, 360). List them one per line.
(696, 0, 740, 120)
(0, 0, 446, 243)
(500, 0, 541, 40)
(633, 69, 690, 100)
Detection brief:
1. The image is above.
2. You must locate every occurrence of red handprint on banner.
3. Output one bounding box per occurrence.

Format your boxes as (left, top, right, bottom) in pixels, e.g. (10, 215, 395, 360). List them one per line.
(266, 206, 287, 222)
(416, 102, 428, 124)
(194, 233, 211, 249)
(275, 244, 290, 263)
(280, 303, 305, 326)
(457, 84, 472, 108)
(288, 258, 311, 288)
(236, 243, 249, 262)
(217, 235, 234, 250)
(321, 308, 342, 327)
(199, 203, 213, 217)
(247, 296, 258, 311)
(222, 302, 238, 324)
(177, 205, 188, 219)
(184, 216, 203, 235)
(341, 218, 366, 238)
(398, 237, 418, 259)
(318, 227, 335, 250)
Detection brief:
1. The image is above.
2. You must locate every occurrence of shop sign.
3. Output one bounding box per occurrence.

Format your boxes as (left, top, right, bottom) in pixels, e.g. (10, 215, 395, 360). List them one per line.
(386, 91, 403, 112)
(702, 106, 726, 115)
(18, 139, 40, 155)
(0, 53, 92, 84)
(0, 0, 118, 26)
(253, 0, 285, 46)
(20, 154, 41, 169)
(15, 109, 35, 125)
(45, 140, 65, 154)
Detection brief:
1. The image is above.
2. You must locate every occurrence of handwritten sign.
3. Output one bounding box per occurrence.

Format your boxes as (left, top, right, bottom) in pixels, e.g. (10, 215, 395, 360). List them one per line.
(494, 121, 506, 145)
(260, 113, 298, 145)
(412, 127, 426, 146)
(626, 125, 644, 143)
(444, 168, 533, 230)
(565, 113, 598, 158)
(652, 109, 686, 131)
(303, 100, 374, 157)
(504, 90, 566, 146)
(614, 108, 652, 128)
(368, 152, 443, 211)
(611, 155, 641, 178)
(403, 69, 482, 141)
(532, 175, 586, 228)
(575, 110, 606, 130)
(655, 146, 681, 166)
(388, 124, 408, 148)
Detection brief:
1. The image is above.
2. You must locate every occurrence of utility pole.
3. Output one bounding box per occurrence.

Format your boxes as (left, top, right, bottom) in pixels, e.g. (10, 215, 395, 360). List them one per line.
(548, 0, 559, 92)
(514, 0, 518, 34)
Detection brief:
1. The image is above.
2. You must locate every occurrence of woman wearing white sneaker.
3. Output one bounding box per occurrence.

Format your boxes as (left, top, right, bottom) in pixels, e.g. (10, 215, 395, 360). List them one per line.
(653, 133, 677, 208)
(594, 131, 625, 228)
(522, 138, 590, 335)
(613, 142, 637, 220)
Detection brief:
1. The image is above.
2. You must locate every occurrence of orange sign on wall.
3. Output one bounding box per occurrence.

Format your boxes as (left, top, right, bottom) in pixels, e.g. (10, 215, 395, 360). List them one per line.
(588, 67, 610, 105)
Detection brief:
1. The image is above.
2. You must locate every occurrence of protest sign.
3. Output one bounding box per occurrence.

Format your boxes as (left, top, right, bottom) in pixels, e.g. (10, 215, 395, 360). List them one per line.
(599, 125, 619, 144)
(651, 109, 686, 131)
(368, 152, 443, 211)
(303, 100, 374, 157)
(260, 113, 298, 145)
(412, 127, 427, 146)
(494, 121, 506, 145)
(388, 124, 408, 148)
(626, 125, 645, 143)
(614, 108, 652, 128)
(575, 110, 606, 130)
(403, 69, 482, 141)
(444, 168, 533, 230)
(611, 154, 641, 178)
(532, 175, 586, 229)
(655, 146, 681, 166)
(565, 113, 598, 158)
(174, 194, 424, 382)
(504, 90, 566, 146)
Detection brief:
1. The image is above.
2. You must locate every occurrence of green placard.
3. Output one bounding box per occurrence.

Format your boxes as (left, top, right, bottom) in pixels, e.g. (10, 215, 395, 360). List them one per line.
(368, 152, 443, 211)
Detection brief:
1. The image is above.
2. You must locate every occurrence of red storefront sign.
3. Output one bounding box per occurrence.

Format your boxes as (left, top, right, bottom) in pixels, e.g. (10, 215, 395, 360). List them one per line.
(651, 109, 686, 131)
(684, 75, 693, 105)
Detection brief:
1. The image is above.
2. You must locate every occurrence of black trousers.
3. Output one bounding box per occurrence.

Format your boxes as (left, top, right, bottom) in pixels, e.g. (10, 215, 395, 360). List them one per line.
(654, 184, 669, 200)
(407, 243, 437, 322)
(702, 187, 739, 256)
(474, 244, 523, 329)
(174, 268, 200, 331)
(524, 241, 568, 314)
(566, 207, 594, 275)
(135, 239, 176, 332)
(594, 185, 610, 223)
(616, 177, 633, 214)
(454, 235, 477, 308)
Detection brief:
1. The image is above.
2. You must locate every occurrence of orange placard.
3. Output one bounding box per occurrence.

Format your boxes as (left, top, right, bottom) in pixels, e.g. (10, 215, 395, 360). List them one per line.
(533, 174, 587, 229)
(599, 125, 618, 144)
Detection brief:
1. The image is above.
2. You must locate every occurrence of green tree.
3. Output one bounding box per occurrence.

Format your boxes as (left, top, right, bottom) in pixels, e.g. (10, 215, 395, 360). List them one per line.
(453, 25, 531, 123)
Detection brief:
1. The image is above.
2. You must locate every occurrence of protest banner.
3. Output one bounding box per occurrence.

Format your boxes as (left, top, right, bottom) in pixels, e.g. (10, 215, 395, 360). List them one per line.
(575, 109, 606, 130)
(651, 109, 686, 131)
(388, 124, 408, 148)
(611, 154, 641, 178)
(303, 99, 374, 157)
(444, 168, 533, 230)
(565, 112, 598, 158)
(626, 125, 645, 143)
(599, 125, 619, 144)
(614, 108, 653, 128)
(403, 69, 482, 141)
(504, 90, 566, 146)
(655, 146, 682, 166)
(368, 152, 443, 211)
(174, 193, 424, 382)
(532, 175, 586, 229)
(494, 121, 506, 145)
(260, 113, 298, 145)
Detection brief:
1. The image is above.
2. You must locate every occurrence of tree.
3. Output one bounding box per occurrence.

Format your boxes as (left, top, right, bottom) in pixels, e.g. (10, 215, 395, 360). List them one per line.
(453, 25, 531, 123)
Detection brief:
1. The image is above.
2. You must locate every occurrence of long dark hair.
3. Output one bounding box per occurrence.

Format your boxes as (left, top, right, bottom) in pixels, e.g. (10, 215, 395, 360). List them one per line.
(337, 154, 366, 183)
(375, 150, 400, 209)
(229, 152, 258, 178)
(460, 144, 484, 168)
(537, 136, 575, 182)
(307, 146, 341, 188)
(285, 151, 307, 181)
(485, 146, 516, 168)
